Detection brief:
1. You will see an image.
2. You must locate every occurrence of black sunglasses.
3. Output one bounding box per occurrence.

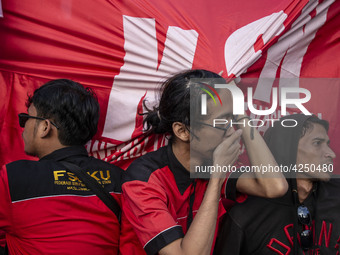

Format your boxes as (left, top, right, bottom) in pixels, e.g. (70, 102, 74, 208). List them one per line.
(18, 113, 60, 129)
(297, 205, 313, 251)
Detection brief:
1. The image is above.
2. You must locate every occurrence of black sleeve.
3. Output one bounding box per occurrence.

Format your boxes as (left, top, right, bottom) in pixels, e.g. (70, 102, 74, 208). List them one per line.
(224, 170, 243, 201)
(214, 212, 245, 255)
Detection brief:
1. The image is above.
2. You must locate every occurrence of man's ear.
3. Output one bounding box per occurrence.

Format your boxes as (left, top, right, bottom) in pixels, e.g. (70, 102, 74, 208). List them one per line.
(172, 122, 190, 143)
(37, 119, 53, 138)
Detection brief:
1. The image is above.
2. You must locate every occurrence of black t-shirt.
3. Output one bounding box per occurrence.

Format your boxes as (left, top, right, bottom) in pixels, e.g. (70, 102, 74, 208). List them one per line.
(214, 178, 340, 255)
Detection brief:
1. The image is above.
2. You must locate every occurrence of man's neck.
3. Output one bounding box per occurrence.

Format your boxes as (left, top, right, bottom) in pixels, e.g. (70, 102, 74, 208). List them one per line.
(171, 140, 191, 171)
(37, 143, 69, 159)
(296, 177, 314, 203)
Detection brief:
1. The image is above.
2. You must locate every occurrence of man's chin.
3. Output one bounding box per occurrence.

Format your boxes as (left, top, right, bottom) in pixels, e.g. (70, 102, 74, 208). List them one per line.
(315, 172, 332, 182)
(24, 149, 37, 157)
(318, 174, 332, 182)
(313, 163, 334, 182)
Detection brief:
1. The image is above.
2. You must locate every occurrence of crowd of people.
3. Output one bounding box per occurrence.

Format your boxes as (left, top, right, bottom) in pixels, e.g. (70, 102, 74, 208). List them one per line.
(0, 70, 338, 255)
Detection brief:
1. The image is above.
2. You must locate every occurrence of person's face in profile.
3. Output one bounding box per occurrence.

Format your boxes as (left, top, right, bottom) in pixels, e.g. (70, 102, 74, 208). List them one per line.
(21, 104, 40, 157)
(191, 90, 236, 161)
(296, 123, 336, 181)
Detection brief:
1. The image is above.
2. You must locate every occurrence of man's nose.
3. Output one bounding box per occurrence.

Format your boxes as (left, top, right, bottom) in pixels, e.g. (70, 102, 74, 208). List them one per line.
(325, 145, 336, 159)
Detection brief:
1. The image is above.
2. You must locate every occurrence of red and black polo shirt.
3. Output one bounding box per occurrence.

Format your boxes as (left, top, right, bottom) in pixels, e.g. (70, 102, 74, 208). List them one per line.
(120, 145, 243, 255)
(0, 146, 123, 255)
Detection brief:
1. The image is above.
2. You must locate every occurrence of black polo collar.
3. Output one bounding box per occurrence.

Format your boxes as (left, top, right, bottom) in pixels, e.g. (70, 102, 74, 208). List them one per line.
(166, 144, 193, 195)
(39, 146, 88, 162)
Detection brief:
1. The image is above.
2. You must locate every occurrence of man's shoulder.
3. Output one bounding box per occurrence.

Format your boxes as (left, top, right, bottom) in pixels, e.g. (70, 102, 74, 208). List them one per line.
(329, 175, 340, 184)
(6, 159, 44, 172)
(227, 195, 288, 227)
(228, 196, 266, 218)
(85, 156, 124, 173)
(318, 175, 340, 194)
(1, 160, 41, 183)
(123, 146, 169, 183)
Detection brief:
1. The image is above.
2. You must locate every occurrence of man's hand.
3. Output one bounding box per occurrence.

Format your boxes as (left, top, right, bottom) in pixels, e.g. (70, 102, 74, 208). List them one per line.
(211, 129, 242, 180)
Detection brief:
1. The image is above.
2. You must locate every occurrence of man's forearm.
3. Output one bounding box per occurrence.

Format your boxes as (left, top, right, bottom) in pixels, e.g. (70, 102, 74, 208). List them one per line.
(236, 118, 288, 197)
(159, 178, 223, 255)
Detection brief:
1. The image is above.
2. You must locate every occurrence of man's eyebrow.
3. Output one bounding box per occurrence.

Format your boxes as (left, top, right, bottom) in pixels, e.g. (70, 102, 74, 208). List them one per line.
(216, 112, 232, 119)
(312, 137, 330, 144)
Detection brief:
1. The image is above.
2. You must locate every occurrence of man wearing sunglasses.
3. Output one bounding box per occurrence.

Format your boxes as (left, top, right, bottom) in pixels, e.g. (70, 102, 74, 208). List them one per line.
(215, 114, 339, 254)
(0, 79, 123, 254)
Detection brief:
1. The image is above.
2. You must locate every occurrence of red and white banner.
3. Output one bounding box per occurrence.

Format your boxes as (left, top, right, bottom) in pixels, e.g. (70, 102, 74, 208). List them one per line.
(0, 0, 339, 170)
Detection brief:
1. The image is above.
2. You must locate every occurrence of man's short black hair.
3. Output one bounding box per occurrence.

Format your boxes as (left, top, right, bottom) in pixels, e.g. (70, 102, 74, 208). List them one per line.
(26, 79, 100, 146)
(301, 115, 329, 138)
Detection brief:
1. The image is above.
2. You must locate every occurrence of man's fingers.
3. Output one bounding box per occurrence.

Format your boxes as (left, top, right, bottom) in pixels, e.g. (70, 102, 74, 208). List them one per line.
(219, 129, 242, 149)
(227, 128, 242, 141)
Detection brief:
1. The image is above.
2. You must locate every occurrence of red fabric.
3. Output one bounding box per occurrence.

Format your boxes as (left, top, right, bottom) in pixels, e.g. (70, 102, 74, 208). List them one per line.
(0, 0, 339, 170)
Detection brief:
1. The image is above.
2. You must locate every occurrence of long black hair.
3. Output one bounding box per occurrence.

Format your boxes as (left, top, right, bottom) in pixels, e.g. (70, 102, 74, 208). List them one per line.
(143, 69, 224, 136)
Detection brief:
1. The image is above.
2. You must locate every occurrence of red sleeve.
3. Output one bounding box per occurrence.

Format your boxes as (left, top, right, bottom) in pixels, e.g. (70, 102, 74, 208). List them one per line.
(0, 165, 12, 233)
(0, 230, 5, 248)
(122, 178, 184, 255)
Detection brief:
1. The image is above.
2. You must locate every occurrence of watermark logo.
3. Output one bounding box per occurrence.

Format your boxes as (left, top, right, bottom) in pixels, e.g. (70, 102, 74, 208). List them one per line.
(201, 83, 312, 116)
(199, 83, 222, 115)
(196, 79, 313, 129)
